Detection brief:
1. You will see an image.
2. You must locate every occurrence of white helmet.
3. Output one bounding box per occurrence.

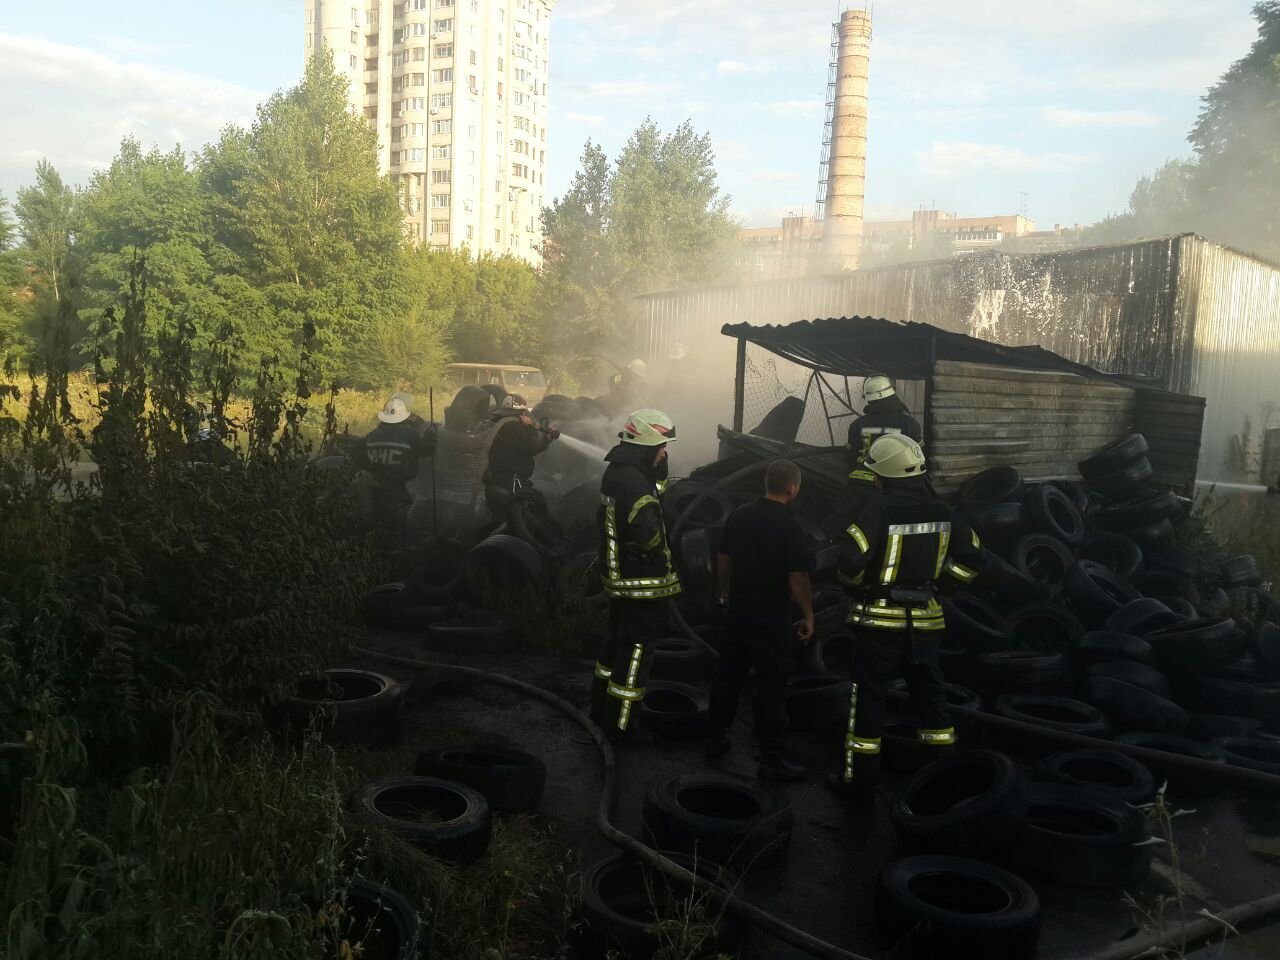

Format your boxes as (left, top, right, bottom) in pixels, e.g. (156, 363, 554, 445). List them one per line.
(866, 434, 927, 479)
(377, 396, 411, 424)
(621, 408, 676, 446)
(863, 375, 896, 403)
(626, 358, 648, 378)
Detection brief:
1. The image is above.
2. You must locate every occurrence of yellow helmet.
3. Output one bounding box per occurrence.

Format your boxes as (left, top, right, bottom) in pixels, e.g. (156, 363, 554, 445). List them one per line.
(866, 434, 927, 478)
(863, 375, 896, 403)
(621, 408, 676, 446)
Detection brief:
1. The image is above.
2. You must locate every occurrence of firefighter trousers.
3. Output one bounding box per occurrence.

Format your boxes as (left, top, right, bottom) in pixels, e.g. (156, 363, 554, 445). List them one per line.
(590, 599, 664, 739)
(842, 628, 955, 786)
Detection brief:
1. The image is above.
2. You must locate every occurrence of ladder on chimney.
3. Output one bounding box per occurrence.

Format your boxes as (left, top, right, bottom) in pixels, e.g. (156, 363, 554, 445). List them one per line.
(814, 20, 839, 220)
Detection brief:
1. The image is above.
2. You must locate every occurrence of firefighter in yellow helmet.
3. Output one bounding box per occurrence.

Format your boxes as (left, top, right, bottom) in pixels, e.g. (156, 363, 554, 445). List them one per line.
(589, 409, 680, 739)
(831, 433, 982, 798)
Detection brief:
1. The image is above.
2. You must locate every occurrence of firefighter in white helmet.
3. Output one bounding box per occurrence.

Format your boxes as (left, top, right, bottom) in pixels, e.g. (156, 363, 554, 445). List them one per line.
(830, 433, 982, 799)
(846, 375, 923, 487)
(589, 408, 680, 739)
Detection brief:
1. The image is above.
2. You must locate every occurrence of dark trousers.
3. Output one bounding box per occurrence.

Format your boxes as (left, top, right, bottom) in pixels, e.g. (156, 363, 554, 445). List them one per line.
(707, 609, 791, 763)
(590, 599, 664, 739)
(843, 629, 954, 785)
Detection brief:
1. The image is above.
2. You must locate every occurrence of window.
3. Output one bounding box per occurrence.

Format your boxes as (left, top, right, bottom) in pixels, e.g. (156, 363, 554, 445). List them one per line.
(498, 57, 504, 70)
(466, 225, 474, 240)
(432, 119, 452, 134)
(349, 54, 359, 69)
(438, 0, 455, 6)
(431, 193, 451, 208)
(410, 0, 427, 8)
(432, 68, 453, 82)
(391, 150, 400, 164)
(470, 75, 479, 94)
(512, 140, 528, 155)
(413, 46, 426, 60)
(365, 57, 378, 71)
(406, 97, 426, 110)
(410, 22, 427, 35)
(430, 93, 453, 109)
(433, 18, 454, 32)
(511, 163, 528, 178)
(468, 124, 476, 139)
(351, 7, 360, 24)
(392, 128, 402, 143)
(411, 72, 425, 86)
(513, 116, 527, 131)
(392, 77, 403, 92)
(368, 81, 381, 94)
(432, 169, 451, 183)
(432, 144, 452, 159)
(402, 122, 424, 136)
(470, 50, 478, 65)
(351, 30, 359, 44)
(435, 43, 453, 57)
(432, 219, 450, 234)
(494, 229, 501, 243)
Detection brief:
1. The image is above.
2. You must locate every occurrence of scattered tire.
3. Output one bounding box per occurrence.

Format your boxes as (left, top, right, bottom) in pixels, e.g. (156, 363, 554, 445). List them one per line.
(1075, 630, 1154, 666)
(890, 678, 982, 712)
(339, 880, 422, 960)
(1105, 598, 1185, 636)
(750, 395, 806, 444)
(362, 581, 456, 630)
(1144, 542, 1203, 581)
(664, 481, 735, 532)
(1182, 675, 1257, 717)
(1122, 516, 1174, 547)
(889, 750, 1027, 856)
(1163, 597, 1199, 619)
(638, 682, 710, 740)
(287, 669, 405, 747)
(1011, 534, 1075, 591)
(414, 745, 546, 813)
(1130, 570, 1199, 604)
(1114, 733, 1226, 798)
(1095, 492, 1180, 532)
(958, 466, 1024, 508)
(1086, 458, 1155, 497)
(1145, 617, 1245, 674)
(355, 776, 492, 862)
(426, 609, 514, 654)
(1076, 533, 1143, 580)
(1064, 561, 1142, 627)
(1185, 713, 1261, 742)
(1212, 737, 1280, 775)
(642, 774, 793, 867)
(1007, 602, 1084, 654)
(803, 630, 855, 675)
(650, 637, 715, 682)
(1011, 784, 1151, 888)
(416, 537, 467, 602)
(961, 502, 1026, 550)
(1085, 660, 1172, 698)
(995, 695, 1111, 738)
(1078, 435, 1149, 481)
(812, 589, 850, 638)
(445, 385, 495, 431)
(574, 854, 741, 959)
(1083, 676, 1187, 734)
(973, 549, 1051, 603)
(784, 673, 851, 732)
(463, 533, 547, 597)
(877, 855, 1040, 960)
(1041, 749, 1157, 805)
(977, 651, 1071, 695)
(1023, 484, 1086, 546)
(942, 594, 1013, 653)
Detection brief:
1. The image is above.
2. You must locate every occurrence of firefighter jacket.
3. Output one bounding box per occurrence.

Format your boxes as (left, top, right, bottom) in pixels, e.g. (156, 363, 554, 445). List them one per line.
(597, 443, 681, 601)
(835, 479, 980, 631)
(846, 402, 923, 484)
(486, 416, 552, 484)
(358, 420, 437, 492)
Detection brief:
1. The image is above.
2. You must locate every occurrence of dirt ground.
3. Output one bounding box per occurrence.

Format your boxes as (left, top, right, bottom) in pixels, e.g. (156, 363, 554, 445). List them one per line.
(358, 625, 1280, 960)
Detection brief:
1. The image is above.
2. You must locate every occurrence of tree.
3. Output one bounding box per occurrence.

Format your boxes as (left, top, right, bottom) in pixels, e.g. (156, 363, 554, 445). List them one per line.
(0, 193, 15, 252)
(15, 159, 76, 302)
(1080, 160, 1198, 245)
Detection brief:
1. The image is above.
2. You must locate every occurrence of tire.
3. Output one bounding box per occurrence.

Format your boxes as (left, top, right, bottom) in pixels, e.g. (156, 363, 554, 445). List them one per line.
(958, 466, 1024, 508)
(877, 855, 1040, 960)
(340, 880, 422, 960)
(1086, 660, 1172, 698)
(889, 750, 1028, 856)
(1164, 597, 1199, 619)
(942, 594, 1013, 653)
(803, 630, 856, 675)
(1182, 675, 1257, 717)
(1052, 479, 1091, 515)
(882, 723, 945, 774)
(1122, 516, 1175, 547)
(1105, 598, 1186, 637)
(1083, 676, 1187, 734)
(355, 776, 492, 862)
(960, 502, 1026, 550)
(1007, 602, 1085, 654)
(557, 551, 607, 608)
(663, 481, 735, 533)
(1221, 555, 1263, 588)
(650, 637, 715, 682)
(812, 593, 850, 639)
(1212, 737, 1280, 775)
(784, 673, 851, 732)
(464, 533, 547, 597)
(811, 544, 840, 581)
(750, 395, 806, 444)
(507, 497, 568, 560)
(1076, 533, 1143, 580)
(1185, 713, 1261, 742)
(415, 537, 467, 602)
(638, 682, 710, 740)
(1064, 561, 1142, 627)
(677, 528, 715, 598)
(1114, 733, 1226, 798)
(971, 549, 1051, 604)
(1145, 617, 1245, 674)
(1086, 457, 1155, 496)
(1011, 784, 1151, 888)
(1011, 534, 1074, 591)
(574, 854, 741, 959)
(1078, 434, 1149, 481)
(445, 385, 494, 431)
(890, 677, 982, 712)
(995, 695, 1111, 737)
(287, 669, 405, 747)
(1253, 622, 1280, 672)
(642, 774, 793, 867)
(1075, 631, 1154, 666)
(977, 651, 1071, 696)
(414, 745, 546, 813)
(1040, 749, 1157, 805)
(426, 609, 514, 654)
(1251, 683, 1280, 734)
(1023, 485, 1086, 546)
(1095, 492, 1180, 532)
(1130, 570, 1199, 604)
(1145, 542, 1204, 581)
(362, 581, 456, 630)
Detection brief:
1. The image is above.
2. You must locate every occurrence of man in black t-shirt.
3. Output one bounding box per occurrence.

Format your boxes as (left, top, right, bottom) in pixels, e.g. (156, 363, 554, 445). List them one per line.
(706, 458, 814, 782)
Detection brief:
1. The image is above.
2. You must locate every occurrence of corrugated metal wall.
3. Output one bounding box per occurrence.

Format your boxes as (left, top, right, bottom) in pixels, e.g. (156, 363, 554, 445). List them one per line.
(927, 360, 1135, 492)
(1133, 389, 1205, 493)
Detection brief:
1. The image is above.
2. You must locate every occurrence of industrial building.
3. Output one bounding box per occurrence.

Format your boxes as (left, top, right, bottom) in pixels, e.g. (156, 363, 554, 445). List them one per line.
(303, 0, 556, 264)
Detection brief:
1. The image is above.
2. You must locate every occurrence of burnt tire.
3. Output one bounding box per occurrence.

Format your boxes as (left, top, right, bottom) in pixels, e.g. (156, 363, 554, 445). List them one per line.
(1145, 617, 1245, 675)
(1086, 457, 1155, 497)
(1095, 492, 1180, 532)
(1011, 534, 1074, 591)
(784, 673, 851, 732)
(961, 502, 1027, 551)
(362, 581, 456, 630)
(650, 637, 715, 682)
(1130, 569, 1198, 604)
(1085, 660, 1172, 699)
(414, 745, 546, 813)
(574, 854, 741, 959)
(287, 669, 405, 747)
(1076, 533, 1144, 580)
(1105, 598, 1185, 636)
(890, 678, 982, 712)
(803, 630, 856, 675)
(426, 609, 514, 654)
(972, 549, 1051, 604)
(995, 695, 1111, 737)
(638, 682, 710, 740)
(1023, 485, 1086, 546)
(1040, 749, 1157, 805)
(355, 776, 492, 862)
(942, 594, 1013, 653)
(1007, 602, 1084, 654)
(958, 466, 1024, 508)
(1114, 733, 1226, 798)
(1075, 631, 1155, 667)
(339, 881, 422, 960)
(976, 651, 1071, 697)
(877, 855, 1040, 960)
(1083, 676, 1187, 734)
(1121, 516, 1174, 547)
(889, 750, 1027, 857)
(1064, 561, 1142, 627)
(1010, 784, 1151, 889)
(641, 774, 793, 867)
(463, 533, 547, 597)
(1078, 434, 1149, 481)
(664, 481, 735, 533)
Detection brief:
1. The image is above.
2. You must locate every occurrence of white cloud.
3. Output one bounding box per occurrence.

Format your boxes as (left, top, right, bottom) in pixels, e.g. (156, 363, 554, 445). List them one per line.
(716, 60, 748, 75)
(1042, 107, 1161, 128)
(575, 79, 683, 99)
(916, 141, 1101, 179)
(563, 111, 607, 126)
(766, 99, 826, 117)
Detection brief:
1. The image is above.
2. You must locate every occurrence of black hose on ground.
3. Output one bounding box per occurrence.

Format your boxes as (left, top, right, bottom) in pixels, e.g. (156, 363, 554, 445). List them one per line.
(1070, 891, 1280, 960)
(356, 646, 873, 960)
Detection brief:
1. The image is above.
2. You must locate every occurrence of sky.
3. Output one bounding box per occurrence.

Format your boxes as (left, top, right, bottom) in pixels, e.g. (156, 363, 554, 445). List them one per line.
(0, 0, 1262, 230)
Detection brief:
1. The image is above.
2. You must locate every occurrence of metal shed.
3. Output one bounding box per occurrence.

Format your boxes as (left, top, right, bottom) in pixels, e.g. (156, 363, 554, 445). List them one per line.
(636, 234, 1280, 486)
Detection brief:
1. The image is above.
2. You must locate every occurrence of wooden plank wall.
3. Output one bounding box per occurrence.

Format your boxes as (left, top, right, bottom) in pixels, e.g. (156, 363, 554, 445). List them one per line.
(928, 359, 1135, 492)
(1134, 389, 1205, 495)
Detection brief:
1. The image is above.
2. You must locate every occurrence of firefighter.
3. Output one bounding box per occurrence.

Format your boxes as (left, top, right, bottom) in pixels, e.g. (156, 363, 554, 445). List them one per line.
(589, 409, 680, 739)
(483, 394, 560, 526)
(832, 433, 981, 798)
(356, 395, 438, 560)
(846, 375, 922, 486)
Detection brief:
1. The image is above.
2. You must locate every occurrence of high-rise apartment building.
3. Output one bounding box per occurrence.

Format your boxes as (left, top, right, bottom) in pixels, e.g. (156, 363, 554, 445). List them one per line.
(304, 0, 555, 265)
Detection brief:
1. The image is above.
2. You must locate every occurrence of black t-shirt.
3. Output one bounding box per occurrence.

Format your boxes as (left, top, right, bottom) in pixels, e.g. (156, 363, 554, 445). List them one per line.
(719, 498, 813, 614)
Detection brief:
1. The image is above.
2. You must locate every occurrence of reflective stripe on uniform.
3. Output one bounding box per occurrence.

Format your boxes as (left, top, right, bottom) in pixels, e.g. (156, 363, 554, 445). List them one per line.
(594, 662, 613, 679)
(943, 558, 979, 582)
(918, 727, 956, 745)
(845, 735, 882, 754)
(848, 468, 876, 483)
(888, 521, 952, 536)
(628, 495, 658, 524)
(880, 533, 903, 584)
(971, 529, 982, 550)
(601, 494, 682, 599)
(615, 643, 645, 731)
(845, 522, 870, 552)
(934, 528, 952, 578)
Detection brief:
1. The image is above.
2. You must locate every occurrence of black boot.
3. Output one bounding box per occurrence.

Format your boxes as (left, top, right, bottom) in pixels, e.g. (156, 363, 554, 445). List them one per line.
(758, 757, 808, 783)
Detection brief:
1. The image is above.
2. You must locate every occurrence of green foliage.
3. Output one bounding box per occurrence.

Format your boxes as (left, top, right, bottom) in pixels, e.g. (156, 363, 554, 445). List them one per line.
(1081, 160, 1199, 245)
(14, 159, 76, 303)
(0, 192, 16, 252)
